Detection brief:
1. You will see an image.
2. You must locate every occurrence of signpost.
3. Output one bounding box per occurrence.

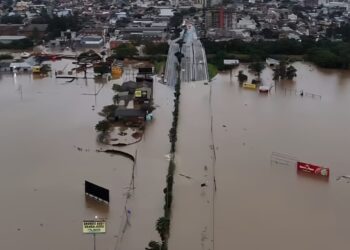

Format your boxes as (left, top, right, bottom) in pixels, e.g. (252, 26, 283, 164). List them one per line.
(83, 220, 106, 250)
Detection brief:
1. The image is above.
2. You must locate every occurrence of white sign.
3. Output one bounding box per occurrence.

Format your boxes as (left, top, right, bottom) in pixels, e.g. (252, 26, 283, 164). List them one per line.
(224, 59, 239, 65)
(83, 220, 106, 234)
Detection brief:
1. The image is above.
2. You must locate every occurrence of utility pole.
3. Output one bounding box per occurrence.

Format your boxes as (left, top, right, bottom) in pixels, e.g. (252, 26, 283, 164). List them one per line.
(93, 233, 96, 250)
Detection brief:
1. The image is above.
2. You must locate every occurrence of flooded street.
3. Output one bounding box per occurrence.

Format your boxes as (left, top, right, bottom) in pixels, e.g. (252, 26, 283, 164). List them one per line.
(0, 60, 173, 250)
(170, 62, 350, 250)
(2, 58, 350, 250)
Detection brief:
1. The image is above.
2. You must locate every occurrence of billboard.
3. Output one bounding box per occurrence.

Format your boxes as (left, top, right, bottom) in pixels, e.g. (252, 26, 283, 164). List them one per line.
(83, 220, 106, 234)
(224, 59, 239, 65)
(296, 161, 330, 177)
(85, 181, 109, 203)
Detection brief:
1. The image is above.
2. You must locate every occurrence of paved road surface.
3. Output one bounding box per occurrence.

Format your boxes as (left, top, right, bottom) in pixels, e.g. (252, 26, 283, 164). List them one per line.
(165, 26, 208, 86)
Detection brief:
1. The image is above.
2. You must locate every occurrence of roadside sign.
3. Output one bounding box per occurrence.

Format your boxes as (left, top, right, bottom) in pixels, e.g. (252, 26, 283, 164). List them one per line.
(297, 161, 330, 178)
(83, 220, 106, 234)
(224, 59, 239, 65)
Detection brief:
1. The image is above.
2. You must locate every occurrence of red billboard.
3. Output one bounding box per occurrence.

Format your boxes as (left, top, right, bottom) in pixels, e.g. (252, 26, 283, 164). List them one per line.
(297, 161, 330, 177)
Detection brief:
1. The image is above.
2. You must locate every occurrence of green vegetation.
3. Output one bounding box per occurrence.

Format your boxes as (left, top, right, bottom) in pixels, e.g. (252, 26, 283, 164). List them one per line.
(94, 62, 111, 75)
(40, 64, 52, 73)
(273, 60, 297, 81)
(95, 120, 111, 133)
(98, 104, 118, 118)
(208, 63, 218, 80)
(248, 61, 265, 81)
(156, 217, 170, 242)
(1, 15, 23, 24)
(237, 70, 248, 84)
(145, 241, 161, 250)
(326, 23, 350, 42)
(113, 43, 138, 59)
(154, 60, 165, 74)
(77, 50, 101, 62)
(144, 42, 169, 55)
(46, 14, 82, 39)
(0, 38, 33, 49)
(202, 38, 350, 69)
(0, 54, 13, 60)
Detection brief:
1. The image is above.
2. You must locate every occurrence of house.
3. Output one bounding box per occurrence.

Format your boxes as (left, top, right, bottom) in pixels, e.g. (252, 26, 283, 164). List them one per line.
(10, 61, 32, 71)
(80, 36, 104, 47)
(114, 91, 131, 106)
(159, 8, 174, 17)
(237, 16, 257, 30)
(0, 60, 12, 72)
(266, 58, 279, 66)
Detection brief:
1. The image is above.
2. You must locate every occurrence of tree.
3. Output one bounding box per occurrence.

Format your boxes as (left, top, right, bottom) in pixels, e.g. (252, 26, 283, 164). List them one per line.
(46, 14, 81, 39)
(78, 50, 102, 62)
(306, 48, 340, 68)
(145, 241, 161, 250)
(248, 61, 265, 81)
(94, 62, 111, 75)
(95, 120, 111, 133)
(1, 15, 23, 24)
(273, 60, 297, 80)
(237, 70, 248, 84)
(99, 105, 118, 118)
(31, 27, 40, 43)
(286, 65, 297, 80)
(112, 84, 123, 92)
(144, 42, 169, 55)
(156, 217, 170, 241)
(0, 54, 13, 60)
(169, 12, 183, 28)
(113, 44, 138, 59)
(273, 60, 287, 80)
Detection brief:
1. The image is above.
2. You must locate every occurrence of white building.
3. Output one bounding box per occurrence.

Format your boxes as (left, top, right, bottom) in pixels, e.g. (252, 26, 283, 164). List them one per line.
(288, 14, 298, 22)
(237, 16, 257, 30)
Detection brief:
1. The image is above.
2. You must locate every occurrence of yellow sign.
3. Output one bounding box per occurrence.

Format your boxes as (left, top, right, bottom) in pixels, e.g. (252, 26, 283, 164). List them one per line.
(83, 220, 106, 234)
(135, 90, 142, 97)
(243, 83, 257, 89)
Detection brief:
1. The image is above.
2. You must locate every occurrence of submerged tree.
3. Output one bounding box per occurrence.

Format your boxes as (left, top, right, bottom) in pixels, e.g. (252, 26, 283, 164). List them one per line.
(145, 241, 161, 250)
(95, 120, 111, 133)
(286, 65, 297, 80)
(273, 60, 297, 81)
(248, 61, 265, 81)
(156, 217, 170, 242)
(98, 104, 118, 118)
(237, 70, 248, 84)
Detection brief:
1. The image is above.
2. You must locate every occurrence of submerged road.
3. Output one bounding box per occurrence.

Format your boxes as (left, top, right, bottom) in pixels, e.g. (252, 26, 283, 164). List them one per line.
(164, 25, 208, 86)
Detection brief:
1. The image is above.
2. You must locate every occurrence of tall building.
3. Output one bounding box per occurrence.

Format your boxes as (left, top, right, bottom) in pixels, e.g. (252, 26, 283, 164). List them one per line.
(205, 8, 236, 30)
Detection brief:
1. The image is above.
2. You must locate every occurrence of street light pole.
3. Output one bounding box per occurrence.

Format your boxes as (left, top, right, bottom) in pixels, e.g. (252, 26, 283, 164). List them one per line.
(93, 233, 96, 250)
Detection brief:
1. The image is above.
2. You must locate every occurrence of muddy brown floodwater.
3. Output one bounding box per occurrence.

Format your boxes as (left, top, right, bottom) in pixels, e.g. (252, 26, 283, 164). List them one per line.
(169, 62, 350, 250)
(0, 60, 173, 250)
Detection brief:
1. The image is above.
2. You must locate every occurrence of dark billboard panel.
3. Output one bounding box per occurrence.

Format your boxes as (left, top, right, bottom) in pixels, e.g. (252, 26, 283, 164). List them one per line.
(138, 67, 153, 74)
(85, 181, 109, 203)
